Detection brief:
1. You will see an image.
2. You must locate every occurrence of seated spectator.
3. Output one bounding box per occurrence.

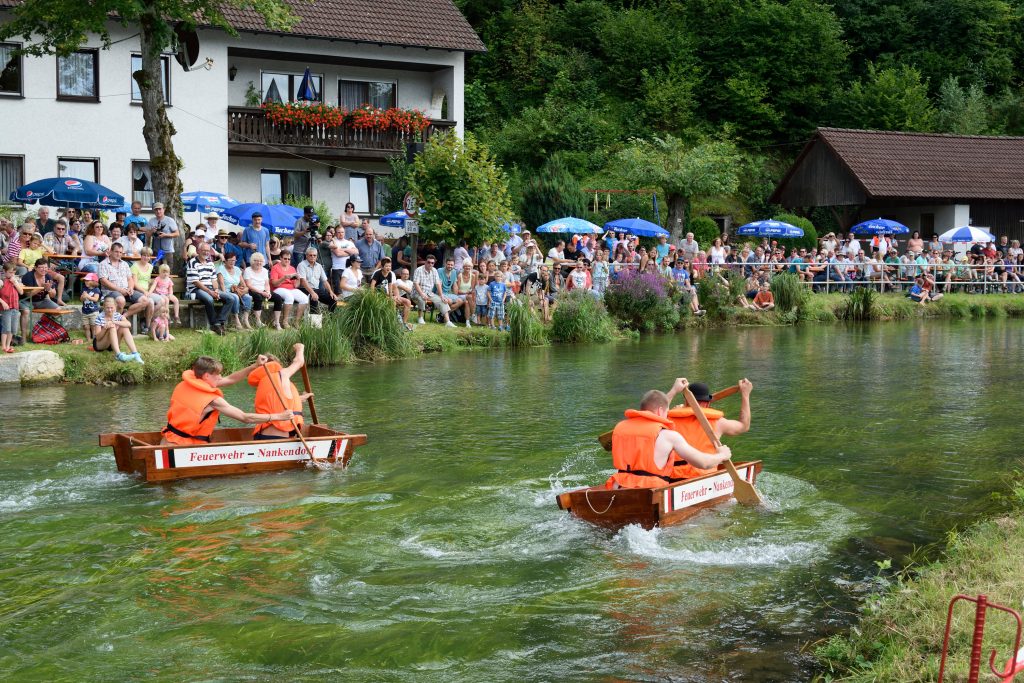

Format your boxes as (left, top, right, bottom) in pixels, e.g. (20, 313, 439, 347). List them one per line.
(19, 233, 46, 270)
(337, 254, 363, 301)
(243, 252, 278, 327)
(149, 263, 181, 325)
(411, 255, 455, 327)
(93, 295, 143, 363)
(99, 243, 150, 325)
(393, 267, 415, 330)
(297, 247, 337, 314)
(267, 236, 284, 265)
(150, 298, 174, 342)
(909, 275, 942, 304)
(565, 258, 593, 294)
(370, 257, 411, 329)
(19, 258, 64, 341)
(0, 262, 23, 352)
(185, 242, 238, 335)
(80, 272, 101, 343)
(752, 282, 775, 311)
(269, 248, 308, 329)
(438, 257, 468, 323)
(527, 264, 558, 323)
(118, 224, 145, 258)
(216, 252, 253, 329)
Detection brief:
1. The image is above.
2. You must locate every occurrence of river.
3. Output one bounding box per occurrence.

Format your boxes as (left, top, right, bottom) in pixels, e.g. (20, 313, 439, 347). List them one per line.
(1, 320, 1021, 682)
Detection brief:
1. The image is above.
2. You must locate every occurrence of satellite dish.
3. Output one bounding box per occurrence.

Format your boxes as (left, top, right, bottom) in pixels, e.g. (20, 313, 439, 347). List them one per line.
(174, 25, 200, 71)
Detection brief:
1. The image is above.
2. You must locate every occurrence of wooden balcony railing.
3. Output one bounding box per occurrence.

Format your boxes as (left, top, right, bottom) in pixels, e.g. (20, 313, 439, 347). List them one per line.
(227, 107, 455, 159)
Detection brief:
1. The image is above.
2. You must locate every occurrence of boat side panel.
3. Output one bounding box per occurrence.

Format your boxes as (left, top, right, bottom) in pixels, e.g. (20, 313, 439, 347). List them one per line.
(562, 488, 660, 530)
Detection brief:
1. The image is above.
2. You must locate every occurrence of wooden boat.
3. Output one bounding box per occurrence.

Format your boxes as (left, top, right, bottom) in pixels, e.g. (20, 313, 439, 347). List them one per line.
(556, 461, 762, 530)
(101, 424, 367, 483)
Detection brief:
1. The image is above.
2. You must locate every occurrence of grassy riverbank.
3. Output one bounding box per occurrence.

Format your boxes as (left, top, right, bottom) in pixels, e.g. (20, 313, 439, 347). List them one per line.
(814, 481, 1024, 682)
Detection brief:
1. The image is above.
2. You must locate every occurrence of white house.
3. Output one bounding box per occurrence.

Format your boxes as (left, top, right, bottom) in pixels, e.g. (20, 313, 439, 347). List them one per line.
(0, 0, 483, 222)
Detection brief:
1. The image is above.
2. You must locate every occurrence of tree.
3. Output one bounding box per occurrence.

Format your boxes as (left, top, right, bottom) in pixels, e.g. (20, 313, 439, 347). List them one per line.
(839, 63, 935, 131)
(0, 0, 296, 232)
(934, 76, 991, 134)
(614, 136, 740, 241)
(408, 131, 513, 246)
(519, 155, 586, 230)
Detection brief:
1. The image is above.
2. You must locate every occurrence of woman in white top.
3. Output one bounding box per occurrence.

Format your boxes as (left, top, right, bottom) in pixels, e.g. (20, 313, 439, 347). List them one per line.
(709, 238, 726, 266)
(338, 255, 363, 299)
(79, 221, 111, 273)
(243, 252, 279, 326)
(117, 224, 145, 258)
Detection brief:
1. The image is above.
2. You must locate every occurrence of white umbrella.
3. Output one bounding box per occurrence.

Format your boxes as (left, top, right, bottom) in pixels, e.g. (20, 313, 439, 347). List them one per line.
(938, 226, 995, 243)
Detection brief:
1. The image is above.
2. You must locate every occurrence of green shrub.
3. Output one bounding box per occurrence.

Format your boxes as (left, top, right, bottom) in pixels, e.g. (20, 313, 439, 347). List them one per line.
(773, 212, 818, 251)
(185, 332, 244, 373)
(842, 287, 876, 320)
(506, 296, 547, 347)
(550, 290, 616, 343)
(337, 288, 410, 358)
(696, 270, 745, 319)
(770, 272, 808, 312)
(298, 313, 353, 367)
(604, 269, 679, 331)
(688, 215, 721, 248)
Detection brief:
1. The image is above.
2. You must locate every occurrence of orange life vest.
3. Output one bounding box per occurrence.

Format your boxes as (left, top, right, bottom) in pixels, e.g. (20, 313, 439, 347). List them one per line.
(606, 409, 676, 489)
(162, 370, 224, 445)
(666, 406, 724, 479)
(248, 361, 303, 436)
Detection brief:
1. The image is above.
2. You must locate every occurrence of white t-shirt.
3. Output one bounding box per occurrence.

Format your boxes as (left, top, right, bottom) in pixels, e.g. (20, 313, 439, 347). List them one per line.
(846, 239, 861, 257)
(330, 238, 355, 270)
(548, 248, 564, 262)
(339, 267, 362, 298)
(243, 266, 268, 293)
(395, 277, 413, 295)
(453, 245, 471, 270)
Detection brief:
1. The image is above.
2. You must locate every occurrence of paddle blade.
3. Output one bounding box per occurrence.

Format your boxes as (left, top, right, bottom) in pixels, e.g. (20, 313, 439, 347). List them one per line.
(724, 459, 763, 505)
(597, 430, 613, 451)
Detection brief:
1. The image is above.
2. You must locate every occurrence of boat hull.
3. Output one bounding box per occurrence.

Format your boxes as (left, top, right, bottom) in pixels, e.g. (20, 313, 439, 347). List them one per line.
(100, 424, 367, 482)
(556, 461, 762, 530)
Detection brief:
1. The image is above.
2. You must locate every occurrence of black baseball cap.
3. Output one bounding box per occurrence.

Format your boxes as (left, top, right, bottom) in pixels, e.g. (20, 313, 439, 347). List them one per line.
(689, 382, 713, 402)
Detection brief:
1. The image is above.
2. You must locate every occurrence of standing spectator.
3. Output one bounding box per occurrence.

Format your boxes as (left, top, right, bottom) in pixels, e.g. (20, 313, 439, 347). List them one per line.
(0, 262, 23, 352)
(148, 263, 180, 324)
(99, 243, 151, 324)
(80, 272, 102, 343)
(93, 295, 143, 363)
(36, 208, 56, 236)
(239, 212, 271, 265)
(131, 248, 157, 331)
(473, 270, 490, 325)
(292, 205, 317, 266)
(186, 242, 238, 335)
(566, 258, 592, 292)
(592, 249, 610, 295)
(123, 201, 147, 232)
(147, 202, 180, 271)
(679, 232, 700, 262)
(269, 248, 308, 328)
(453, 239, 472, 270)
(216, 252, 253, 329)
(297, 247, 337, 313)
(654, 234, 670, 264)
(243, 252, 276, 327)
(355, 227, 384, 281)
(411, 255, 455, 327)
(339, 202, 361, 240)
(487, 273, 509, 331)
(337, 254, 363, 301)
(328, 228, 357, 293)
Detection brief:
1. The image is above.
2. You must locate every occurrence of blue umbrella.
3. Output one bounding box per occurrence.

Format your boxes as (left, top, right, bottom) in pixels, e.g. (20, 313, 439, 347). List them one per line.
(222, 202, 303, 235)
(938, 226, 995, 243)
(850, 218, 909, 235)
(379, 208, 425, 227)
(736, 220, 804, 239)
(501, 222, 522, 234)
(296, 68, 318, 102)
(536, 217, 602, 234)
(11, 177, 124, 209)
(604, 217, 669, 238)
(181, 191, 239, 215)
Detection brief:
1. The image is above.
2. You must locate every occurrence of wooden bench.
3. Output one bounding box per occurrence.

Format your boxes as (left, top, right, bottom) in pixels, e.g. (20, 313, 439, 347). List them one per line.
(31, 308, 74, 316)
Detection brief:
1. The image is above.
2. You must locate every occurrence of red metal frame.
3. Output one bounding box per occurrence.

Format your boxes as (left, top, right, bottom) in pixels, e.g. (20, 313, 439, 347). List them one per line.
(938, 594, 1023, 682)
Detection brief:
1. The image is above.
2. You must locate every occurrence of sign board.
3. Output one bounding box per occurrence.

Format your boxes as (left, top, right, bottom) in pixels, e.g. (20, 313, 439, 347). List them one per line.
(403, 192, 418, 218)
(153, 438, 347, 470)
(404, 219, 419, 235)
(662, 463, 756, 513)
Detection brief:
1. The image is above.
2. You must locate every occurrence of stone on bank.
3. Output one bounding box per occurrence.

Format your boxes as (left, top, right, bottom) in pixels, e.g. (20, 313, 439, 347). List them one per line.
(0, 350, 65, 384)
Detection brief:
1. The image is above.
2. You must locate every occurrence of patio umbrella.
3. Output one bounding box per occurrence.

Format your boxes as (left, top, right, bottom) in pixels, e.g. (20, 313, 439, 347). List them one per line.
(263, 80, 283, 104)
(536, 217, 602, 234)
(379, 209, 426, 228)
(501, 221, 522, 234)
(850, 218, 909, 235)
(181, 191, 239, 215)
(604, 217, 669, 238)
(222, 202, 303, 235)
(10, 177, 124, 209)
(938, 226, 995, 243)
(736, 220, 804, 239)
(296, 68, 318, 102)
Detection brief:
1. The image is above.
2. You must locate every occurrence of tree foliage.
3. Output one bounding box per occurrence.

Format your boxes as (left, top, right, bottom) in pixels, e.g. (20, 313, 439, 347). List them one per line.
(840, 63, 935, 131)
(409, 131, 512, 245)
(519, 155, 587, 230)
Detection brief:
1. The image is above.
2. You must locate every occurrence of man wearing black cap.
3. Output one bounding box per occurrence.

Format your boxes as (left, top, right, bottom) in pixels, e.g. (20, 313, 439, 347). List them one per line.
(292, 205, 318, 266)
(660, 377, 753, 480)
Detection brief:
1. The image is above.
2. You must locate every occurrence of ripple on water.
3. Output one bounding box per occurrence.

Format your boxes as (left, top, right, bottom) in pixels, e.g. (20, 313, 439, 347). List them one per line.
(0, 469, 132, 514)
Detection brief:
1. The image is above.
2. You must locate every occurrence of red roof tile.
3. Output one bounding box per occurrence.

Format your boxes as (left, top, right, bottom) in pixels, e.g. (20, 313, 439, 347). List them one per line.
(814, 127, 1024, 201)
(0, 0, 485, 52)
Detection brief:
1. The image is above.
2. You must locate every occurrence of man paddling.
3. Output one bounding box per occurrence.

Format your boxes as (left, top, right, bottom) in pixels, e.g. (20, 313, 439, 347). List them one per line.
(162, 356, 294, 446)
(666, 378, 752, 480)
(248, 343, 313, 440)
(606, 383, 732, 489)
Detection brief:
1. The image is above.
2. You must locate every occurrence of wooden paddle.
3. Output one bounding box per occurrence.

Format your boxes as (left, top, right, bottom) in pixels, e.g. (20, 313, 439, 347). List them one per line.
(682, 387, 763, 506)
(300, 364, 319, 425)
(597, 384, 739, 451)
(261, 362, 327, 470)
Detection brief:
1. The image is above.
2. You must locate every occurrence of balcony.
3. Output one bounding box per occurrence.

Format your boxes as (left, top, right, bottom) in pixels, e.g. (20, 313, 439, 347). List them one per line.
(227, 106, 456, 162)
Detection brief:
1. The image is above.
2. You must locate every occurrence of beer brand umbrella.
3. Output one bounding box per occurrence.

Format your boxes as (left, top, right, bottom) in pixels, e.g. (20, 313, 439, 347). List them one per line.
(604, 217, 669, 238)
(536, 217, 602, 234)
(10, 177, 124, 209)
(736, 220, 804, 239)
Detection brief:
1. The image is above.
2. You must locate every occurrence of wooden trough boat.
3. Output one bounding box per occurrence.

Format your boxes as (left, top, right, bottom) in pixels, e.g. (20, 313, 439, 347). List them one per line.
(556, 461, 762, 530)
(101, 425, 368, 483)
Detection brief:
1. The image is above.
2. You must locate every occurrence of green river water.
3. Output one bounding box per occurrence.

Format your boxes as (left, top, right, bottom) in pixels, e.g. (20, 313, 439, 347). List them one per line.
(1, 320, 1022, 682)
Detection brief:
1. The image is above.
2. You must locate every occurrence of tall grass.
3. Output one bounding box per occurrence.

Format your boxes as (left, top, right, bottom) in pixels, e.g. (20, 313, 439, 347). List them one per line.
(770, 272, 808, 313)
(337, 288, 410, 358)
(298, 313, 353, 367)
(841, 287, 876, 321)
(549, 290, 616, 343)
(506, 296, 547, 347)
(185, 332, 245, 372)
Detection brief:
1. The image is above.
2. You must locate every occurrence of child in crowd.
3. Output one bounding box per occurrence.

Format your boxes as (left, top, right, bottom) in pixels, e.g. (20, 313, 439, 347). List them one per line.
(0, 263, 23, 353)
(150, 298, 174, 342)
(20, 233, 45, 269)
(487, 274, 508, 331)
(93, 295, 143, 363)
(149, 263, 180, 324)
(508, 257, 522, 294)
(80, 272, 101, 343)
(473, 272, 490, 325)
(592, 250, 610, 295)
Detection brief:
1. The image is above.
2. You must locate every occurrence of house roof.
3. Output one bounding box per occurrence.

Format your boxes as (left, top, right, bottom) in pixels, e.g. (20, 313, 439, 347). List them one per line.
(0, 0, 486, 52)
(773, 127, 1024, 203)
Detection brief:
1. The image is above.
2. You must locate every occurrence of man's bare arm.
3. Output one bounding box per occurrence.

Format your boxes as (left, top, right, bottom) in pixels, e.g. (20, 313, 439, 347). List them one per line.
(209, 396, 291, 424)
(718, 378, 752, 436)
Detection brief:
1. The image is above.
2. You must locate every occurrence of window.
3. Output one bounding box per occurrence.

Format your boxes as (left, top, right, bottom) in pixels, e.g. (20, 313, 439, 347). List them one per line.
(260, 71, 323, 104)
(339, 80, 396, 110)
(0, 43, 23, 96)
(260, 170, 310, 204)
(130, 54, 171, 104)
(349, 174, 385, 215)
(58, 158, 98, 182)
(57, 49, 99, 101)
(0, 156, 24, 203)
(132, 161, 154, 207)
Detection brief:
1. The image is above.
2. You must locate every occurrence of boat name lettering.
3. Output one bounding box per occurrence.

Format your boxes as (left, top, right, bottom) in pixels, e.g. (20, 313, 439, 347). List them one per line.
(188, 450, 251, 462)
(258, 446, 309, 458)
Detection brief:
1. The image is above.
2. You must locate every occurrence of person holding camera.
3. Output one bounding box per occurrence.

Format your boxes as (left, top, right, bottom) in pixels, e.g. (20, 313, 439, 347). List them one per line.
(292, 205, 319, 266)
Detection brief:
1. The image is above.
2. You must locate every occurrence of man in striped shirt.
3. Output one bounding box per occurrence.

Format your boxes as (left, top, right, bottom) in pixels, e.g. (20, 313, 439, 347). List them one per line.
(186, 243, 238, 335)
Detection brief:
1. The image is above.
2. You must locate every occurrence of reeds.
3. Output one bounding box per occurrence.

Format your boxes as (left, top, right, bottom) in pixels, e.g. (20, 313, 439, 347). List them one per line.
(549, 290, 616, 343)
(506, 296, 547, 347)
(336, 288, 410, 358)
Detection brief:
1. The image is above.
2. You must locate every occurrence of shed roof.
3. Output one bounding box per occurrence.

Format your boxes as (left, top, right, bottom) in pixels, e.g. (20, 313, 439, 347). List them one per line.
(772, 128, 1024, 203)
